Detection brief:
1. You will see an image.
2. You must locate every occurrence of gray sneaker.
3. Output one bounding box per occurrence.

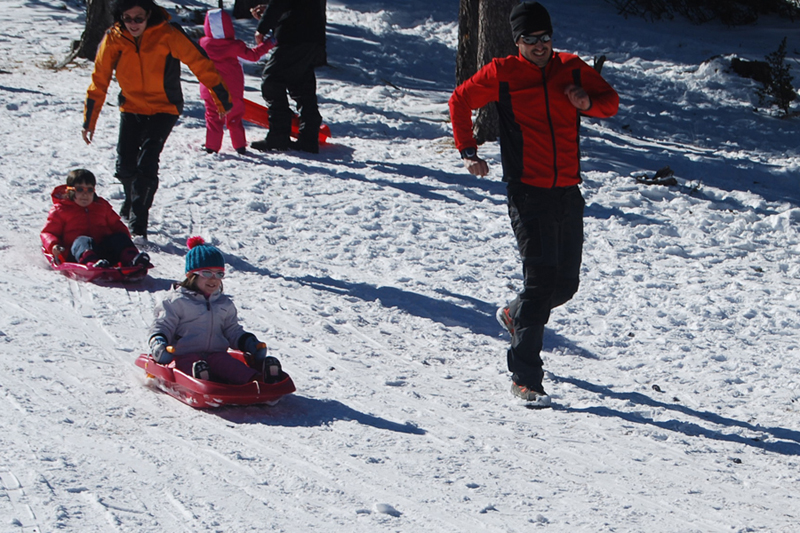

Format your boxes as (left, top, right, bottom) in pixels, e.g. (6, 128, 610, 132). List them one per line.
(496, 305, 514, 335)
(511, 382, 551, 407)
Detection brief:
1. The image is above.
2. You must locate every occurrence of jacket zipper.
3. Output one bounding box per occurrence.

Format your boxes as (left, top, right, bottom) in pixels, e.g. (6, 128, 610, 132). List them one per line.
(205, 299, 214, 352)
(540, 65, 558, 188)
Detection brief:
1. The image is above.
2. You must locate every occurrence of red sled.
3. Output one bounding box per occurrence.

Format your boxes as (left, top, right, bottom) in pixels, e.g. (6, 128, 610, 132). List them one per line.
(243, 98, 331, 144)
(43, 248, 151, 283)
(135, 351, 296, 408)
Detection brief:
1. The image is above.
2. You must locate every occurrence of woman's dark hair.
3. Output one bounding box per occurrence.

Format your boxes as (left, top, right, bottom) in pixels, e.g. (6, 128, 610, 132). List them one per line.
(66, 169, 96, 187)
(113, 0, 165, 26)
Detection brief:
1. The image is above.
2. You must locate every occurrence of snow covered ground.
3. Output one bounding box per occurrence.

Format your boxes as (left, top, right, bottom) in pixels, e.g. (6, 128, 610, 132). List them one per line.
(1, 0, 799, 531)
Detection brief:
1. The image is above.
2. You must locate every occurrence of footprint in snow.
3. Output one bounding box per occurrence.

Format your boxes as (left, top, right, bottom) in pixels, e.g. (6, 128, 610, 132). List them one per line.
(374, 503, 402, 517)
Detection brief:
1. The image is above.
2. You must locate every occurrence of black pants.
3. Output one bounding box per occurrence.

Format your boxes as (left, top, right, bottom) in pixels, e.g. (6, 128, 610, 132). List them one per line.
(116, 112, 178, 236)
(506, 185, 585, 388)
(260, 44, 323, 150)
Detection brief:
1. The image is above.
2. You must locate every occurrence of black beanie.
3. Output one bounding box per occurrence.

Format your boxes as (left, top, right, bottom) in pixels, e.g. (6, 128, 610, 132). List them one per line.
(509, 2, 552, 43)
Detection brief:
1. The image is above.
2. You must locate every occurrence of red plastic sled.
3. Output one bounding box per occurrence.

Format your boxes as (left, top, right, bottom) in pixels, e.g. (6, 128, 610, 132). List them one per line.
(243, 98, 331, 144)
(135, 351, 296, 408)
(43, 249, 150, 282)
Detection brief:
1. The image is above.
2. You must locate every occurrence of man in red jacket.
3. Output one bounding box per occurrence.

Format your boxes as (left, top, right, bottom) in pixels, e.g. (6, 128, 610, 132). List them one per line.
(449, 2, 619, 406)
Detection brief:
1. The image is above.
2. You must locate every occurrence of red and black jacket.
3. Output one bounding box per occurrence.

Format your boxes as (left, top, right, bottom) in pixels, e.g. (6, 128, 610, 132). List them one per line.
(449, 51, 619, 189)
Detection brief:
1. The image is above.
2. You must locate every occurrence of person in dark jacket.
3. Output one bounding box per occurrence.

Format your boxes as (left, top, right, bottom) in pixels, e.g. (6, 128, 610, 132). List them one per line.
(250, 0, 326, 154)
(449, 2, 619, 406)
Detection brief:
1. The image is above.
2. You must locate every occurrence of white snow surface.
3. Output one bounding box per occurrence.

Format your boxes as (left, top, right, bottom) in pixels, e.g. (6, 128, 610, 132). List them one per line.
(1, 0, 800, 531)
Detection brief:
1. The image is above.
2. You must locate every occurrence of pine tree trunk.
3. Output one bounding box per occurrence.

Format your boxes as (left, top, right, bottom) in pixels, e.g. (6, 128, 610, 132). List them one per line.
(76, 0, 114, 61)
(456, 0, 479, 87)
(473, 0, 516, 144)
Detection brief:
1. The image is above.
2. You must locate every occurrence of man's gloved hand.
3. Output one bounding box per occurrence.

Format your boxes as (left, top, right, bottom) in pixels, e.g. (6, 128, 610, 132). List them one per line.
(149, 334, 170, 363)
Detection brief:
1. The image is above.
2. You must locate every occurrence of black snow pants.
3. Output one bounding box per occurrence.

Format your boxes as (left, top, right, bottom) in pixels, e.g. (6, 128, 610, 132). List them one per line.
(116, 112, 178, 237)
(506, 184, 585, 389)
(260, 44, 323, 151)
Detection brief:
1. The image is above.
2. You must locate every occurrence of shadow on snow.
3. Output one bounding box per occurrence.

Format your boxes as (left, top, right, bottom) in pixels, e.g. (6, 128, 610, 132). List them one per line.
(553, 374, 800, 456)
(214, 394, 427, 435)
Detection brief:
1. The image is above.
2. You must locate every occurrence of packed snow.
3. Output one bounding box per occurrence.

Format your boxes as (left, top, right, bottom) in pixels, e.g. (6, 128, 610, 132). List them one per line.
(1, 0, 799, 531)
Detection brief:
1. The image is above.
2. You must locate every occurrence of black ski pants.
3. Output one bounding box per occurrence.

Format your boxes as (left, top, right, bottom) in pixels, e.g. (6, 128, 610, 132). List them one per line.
(260, 44, 322, 151)
(506, 185, 585, 389)
(116, 112, 178, 236)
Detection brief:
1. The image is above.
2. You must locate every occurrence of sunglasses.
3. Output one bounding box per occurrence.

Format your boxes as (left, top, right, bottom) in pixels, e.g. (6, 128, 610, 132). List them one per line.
(69, 186, 95, 193)
(196, 270, 225, 279)
(520, 33, 552, 45)
(122, 15, 147, 24)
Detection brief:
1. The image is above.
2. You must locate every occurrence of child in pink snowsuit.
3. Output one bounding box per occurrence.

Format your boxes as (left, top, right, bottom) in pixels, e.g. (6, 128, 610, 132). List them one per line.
(199, 8, 274, 154)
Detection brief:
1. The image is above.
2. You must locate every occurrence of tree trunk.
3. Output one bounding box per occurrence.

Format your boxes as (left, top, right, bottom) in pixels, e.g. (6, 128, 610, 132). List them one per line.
(455, 0, 517, 144)
(76, 0, 114, 61)
(473, 0, 516, 144)
(455, 0, 479, 87)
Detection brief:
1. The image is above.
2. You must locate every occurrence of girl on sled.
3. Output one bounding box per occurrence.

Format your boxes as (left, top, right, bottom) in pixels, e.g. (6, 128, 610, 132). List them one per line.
(148, 237, 282, 384)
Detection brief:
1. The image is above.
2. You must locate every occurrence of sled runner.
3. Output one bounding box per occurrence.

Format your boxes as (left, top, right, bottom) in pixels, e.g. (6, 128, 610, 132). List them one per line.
(43, 248, 150, 282)
(243, 99, 331, 144)
(135, 351, 296, 408)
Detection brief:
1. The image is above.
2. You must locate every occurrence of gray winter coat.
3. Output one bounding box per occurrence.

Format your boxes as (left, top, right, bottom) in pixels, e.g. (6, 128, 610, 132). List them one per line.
(148, 285, 249, 357)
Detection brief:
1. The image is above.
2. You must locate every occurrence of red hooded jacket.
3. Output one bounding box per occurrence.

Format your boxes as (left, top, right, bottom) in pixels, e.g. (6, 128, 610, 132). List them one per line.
(199, 9, 273, 103)
(449, 51, 619, 189)
(40, 185, 130, 256)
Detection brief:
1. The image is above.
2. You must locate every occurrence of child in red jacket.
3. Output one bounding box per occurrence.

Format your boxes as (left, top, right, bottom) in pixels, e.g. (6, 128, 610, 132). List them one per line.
(199, 8, 275, 154)
(41, 169, 150, 268)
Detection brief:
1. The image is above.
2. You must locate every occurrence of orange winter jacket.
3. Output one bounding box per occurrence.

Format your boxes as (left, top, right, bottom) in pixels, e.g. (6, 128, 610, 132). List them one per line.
(83, 9, 232, 132)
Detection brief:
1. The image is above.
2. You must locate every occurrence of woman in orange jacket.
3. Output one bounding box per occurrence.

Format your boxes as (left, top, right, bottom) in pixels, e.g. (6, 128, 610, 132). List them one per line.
(82, 0, 232, 239)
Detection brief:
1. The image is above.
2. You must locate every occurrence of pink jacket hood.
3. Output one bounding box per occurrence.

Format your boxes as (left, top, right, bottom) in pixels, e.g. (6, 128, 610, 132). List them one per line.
(204, 8, 234, 40)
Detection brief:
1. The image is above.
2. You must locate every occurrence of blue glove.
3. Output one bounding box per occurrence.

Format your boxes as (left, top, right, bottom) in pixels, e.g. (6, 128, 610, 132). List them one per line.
(150, 335, 170, 364)
(243, 336, 268, 362)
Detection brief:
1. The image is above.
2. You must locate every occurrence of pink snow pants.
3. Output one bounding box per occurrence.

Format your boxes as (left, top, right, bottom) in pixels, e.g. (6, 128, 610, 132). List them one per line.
(173, 351, 258, 385)
(202, 95, 247, 152)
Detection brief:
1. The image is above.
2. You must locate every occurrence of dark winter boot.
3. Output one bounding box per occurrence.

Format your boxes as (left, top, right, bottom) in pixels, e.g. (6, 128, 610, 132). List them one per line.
(117, 176, 134, 219)
(192, 360, 210, 381)
(261, 356, 282, 384)
(131, 252, 152, 268)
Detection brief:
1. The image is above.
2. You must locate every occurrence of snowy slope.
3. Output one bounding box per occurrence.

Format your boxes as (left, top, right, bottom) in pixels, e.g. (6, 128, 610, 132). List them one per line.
(1, 0, 799, 531)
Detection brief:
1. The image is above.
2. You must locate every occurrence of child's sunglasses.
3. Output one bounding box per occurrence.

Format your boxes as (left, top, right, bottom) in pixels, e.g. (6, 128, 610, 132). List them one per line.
(196, 270, 225, 279)
(68, 186, 95, 193)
